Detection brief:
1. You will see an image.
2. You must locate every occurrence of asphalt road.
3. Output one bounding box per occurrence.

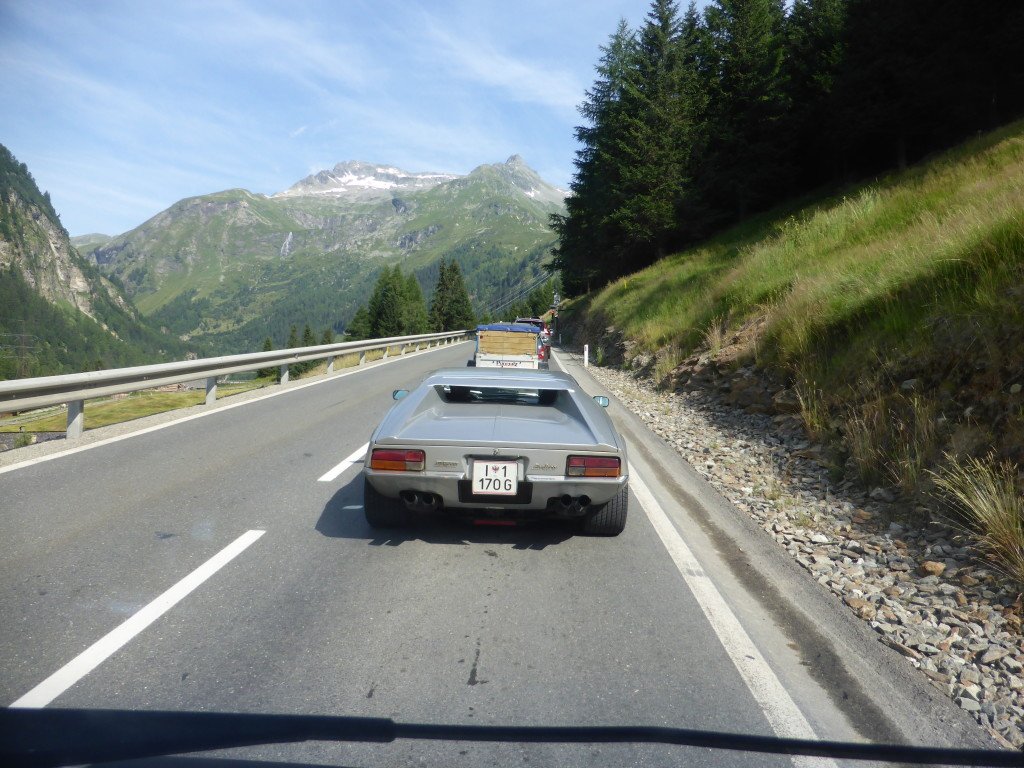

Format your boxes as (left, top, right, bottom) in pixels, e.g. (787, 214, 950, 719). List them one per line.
(0, 342, 995, 766)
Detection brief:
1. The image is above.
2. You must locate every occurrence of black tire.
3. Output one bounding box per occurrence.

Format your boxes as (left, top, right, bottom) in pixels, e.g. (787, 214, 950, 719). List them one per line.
(581, 482, 628, 536)
(363, 477, 411, 528)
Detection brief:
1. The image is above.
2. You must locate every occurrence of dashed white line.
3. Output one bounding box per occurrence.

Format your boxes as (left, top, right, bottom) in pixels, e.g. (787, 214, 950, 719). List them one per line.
(10, 529, 265, 709)
(318, 442, 369, 483)
(630, 467, 836, 768)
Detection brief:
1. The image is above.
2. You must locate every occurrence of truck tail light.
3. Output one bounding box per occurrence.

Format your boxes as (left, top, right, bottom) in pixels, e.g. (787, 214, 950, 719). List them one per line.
(370, 449, 425, 471)
(566, 456, 620, 477)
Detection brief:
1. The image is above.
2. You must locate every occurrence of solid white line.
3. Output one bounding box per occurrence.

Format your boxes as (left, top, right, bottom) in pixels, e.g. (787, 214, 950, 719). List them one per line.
(318, 442, 369, 482)
(9, 529, 266, 709)
(0, 342, 470, 476)
(630, 467, 836, 768)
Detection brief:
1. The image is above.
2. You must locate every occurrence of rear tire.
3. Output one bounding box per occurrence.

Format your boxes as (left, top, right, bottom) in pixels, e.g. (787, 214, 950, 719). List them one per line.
(582, 482, 628, 536)
(364, 477, 411, 528)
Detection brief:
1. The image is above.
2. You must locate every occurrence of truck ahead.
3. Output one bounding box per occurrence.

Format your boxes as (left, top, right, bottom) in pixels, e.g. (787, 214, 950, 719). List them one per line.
(470, 323, 542, 369)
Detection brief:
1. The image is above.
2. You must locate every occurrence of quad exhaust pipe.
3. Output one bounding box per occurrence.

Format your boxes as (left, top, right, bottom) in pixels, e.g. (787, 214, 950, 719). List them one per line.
(400, 490, 441, 511)
(558, 494, 592, 511)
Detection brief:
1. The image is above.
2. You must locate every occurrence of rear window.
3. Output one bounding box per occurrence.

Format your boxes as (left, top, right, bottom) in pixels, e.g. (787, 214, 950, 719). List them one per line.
(439, 385, 558, 406)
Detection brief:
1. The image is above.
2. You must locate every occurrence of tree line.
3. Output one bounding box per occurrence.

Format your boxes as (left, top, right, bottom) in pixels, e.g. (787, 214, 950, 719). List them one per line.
(551, 0, 1024, 295)
(257, 257, 477, 379)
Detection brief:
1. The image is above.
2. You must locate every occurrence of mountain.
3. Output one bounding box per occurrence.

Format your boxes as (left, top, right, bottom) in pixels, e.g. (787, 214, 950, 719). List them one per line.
(0, 145, 185, 379)
(82, 156, 565, 351)
(70, 232, 114, 252)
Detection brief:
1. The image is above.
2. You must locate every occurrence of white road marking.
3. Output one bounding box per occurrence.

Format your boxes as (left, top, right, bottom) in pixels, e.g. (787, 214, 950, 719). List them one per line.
(630, 468, 836, 768)
(0, 341, 469, 476)
(9, 529, 265, 709)
(318, 442, 369, 482)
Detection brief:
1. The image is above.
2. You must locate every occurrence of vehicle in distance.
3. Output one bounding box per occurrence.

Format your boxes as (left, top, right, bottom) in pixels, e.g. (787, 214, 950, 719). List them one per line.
(362, 368, 628, 535)
(515, 315, 552, 358)
(470, 322, 542, 369)
(514, 316, 550, 340)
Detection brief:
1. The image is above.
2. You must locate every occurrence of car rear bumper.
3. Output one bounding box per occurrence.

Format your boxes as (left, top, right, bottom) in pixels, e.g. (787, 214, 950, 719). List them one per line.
(364, 468, 627, 514)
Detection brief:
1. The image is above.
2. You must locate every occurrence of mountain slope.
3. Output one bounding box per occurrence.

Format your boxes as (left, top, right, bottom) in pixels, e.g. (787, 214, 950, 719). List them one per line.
(83, 156, 565, 350)
(0, 145, 185, 379)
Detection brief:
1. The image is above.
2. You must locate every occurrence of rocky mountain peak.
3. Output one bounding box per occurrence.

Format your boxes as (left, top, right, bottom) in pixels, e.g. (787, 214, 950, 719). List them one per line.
(274, 161, 460, 199)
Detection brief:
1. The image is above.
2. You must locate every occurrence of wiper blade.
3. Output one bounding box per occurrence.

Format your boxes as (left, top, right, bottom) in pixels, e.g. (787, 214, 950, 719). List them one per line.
(1, 708, 1020, 768)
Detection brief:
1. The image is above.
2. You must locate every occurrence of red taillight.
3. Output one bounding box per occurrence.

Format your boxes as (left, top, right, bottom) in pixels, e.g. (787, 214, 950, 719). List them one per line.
(370, 449, 425, 471)
(567, 456, 620, 477)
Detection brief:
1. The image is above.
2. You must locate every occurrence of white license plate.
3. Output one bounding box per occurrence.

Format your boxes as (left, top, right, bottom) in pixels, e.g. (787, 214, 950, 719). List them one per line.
(471, 460, 519, 495)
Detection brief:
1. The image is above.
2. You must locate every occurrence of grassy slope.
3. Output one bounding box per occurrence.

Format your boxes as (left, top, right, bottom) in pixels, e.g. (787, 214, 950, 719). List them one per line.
(579, 120, 1023, 393)
(571, 121, 1024, 506)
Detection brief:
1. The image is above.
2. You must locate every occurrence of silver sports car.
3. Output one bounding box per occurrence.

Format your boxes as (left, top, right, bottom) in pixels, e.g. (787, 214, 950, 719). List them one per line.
(362, 368, 629, 535)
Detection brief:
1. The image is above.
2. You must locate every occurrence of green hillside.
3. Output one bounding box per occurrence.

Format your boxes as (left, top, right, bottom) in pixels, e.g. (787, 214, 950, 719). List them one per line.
(0, 145, 188, 379)
(568, 120, 1024, 490)
(83, 158, 563, 351)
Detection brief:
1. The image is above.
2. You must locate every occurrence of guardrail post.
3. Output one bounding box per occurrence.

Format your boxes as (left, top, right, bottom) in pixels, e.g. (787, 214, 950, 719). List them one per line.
(359, 350, 366, 366)
(67, 400, 84, 439)
(400, 344, 407, 356)
(205, 377, 217, 405)
(382, 346, 389, 359)
(279, 365, 289, 384)
(327, 356, 335, 374)
(584, 344, 589, 368)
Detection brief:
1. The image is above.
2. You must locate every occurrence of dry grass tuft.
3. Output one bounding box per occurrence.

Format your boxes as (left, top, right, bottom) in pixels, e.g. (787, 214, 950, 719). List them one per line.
(843, 393, 940, 496)
(932, 454, 1024, 585)
(701, 314, 729, 357)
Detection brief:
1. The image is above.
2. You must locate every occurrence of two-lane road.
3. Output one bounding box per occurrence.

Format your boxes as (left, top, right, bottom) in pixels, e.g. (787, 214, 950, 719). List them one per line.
(0, 342, 993, 765)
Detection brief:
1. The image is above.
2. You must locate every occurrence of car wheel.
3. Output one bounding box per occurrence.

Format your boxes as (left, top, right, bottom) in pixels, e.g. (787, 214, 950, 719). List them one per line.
(581, 482, 628, 536)
(363, 477, 411, 528)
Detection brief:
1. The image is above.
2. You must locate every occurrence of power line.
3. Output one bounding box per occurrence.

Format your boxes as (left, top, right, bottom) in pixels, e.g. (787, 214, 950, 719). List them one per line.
(485, 273, 553, 315)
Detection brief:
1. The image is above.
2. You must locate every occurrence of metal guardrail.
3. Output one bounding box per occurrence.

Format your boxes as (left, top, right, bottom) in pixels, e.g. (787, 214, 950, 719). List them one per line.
(0, 330, 471, 439)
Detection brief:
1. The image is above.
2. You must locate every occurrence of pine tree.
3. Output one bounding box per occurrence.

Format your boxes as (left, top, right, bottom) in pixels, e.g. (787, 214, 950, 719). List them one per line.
(429, 258, 449, 331)
(703, 0, 790, 218)
(608, 0, 696, 267)
(429, 258, 475, 331)
(368, 266, 404, 338)
(345, 306, 371, 340)
(401, 272, 429, 334)
(257, 337, 276, 380)
(784, 0, 846, 186)
(444, 260, 475, 330)
(550, 20, 638, 295)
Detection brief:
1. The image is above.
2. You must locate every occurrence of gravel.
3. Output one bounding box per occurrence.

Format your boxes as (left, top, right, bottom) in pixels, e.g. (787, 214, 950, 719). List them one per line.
(581, 357, 1024, 749)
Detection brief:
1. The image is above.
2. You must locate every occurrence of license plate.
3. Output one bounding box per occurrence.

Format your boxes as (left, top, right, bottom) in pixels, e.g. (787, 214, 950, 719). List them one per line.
(471, 460, 519, 495)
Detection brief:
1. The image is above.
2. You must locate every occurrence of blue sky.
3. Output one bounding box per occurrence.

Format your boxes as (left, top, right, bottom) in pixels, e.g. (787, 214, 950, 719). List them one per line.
(0, 0, 657, 236)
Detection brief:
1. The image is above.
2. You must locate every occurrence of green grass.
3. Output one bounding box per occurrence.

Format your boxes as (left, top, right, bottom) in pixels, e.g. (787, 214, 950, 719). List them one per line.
(582, 120, 1024, 391)
(0, 346, 398, 434)
(1, 382, 265, 432)
(571, 121, 1024, 579)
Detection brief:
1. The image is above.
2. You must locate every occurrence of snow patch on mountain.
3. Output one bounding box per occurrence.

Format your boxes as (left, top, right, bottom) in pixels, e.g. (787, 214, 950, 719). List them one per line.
(274, 161, 460, 199)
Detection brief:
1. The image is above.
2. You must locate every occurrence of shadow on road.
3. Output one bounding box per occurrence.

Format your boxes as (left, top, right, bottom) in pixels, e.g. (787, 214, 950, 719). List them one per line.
(315, 476, 577, 549)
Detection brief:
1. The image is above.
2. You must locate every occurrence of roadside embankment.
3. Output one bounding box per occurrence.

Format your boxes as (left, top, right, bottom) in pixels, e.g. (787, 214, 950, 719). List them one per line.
(580, 356, 1023, 747)
(557, 121, 1024, 748)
